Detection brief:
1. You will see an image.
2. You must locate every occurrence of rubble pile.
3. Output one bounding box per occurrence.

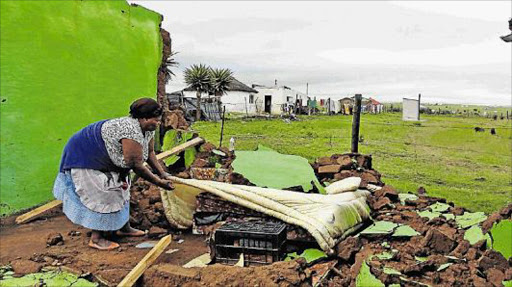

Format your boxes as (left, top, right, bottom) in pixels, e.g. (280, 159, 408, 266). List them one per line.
(325, 190, 512, 286)
(128, 142, 511, 286)
(312, 153, 384, 187)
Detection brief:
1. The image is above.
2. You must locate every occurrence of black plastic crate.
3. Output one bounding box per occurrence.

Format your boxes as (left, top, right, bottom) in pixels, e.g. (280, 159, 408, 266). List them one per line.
(214, 221, 287, 266)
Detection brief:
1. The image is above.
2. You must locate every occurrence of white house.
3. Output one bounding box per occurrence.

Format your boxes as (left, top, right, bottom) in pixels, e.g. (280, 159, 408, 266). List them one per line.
(251, 83, 308, 115)
(177, 77, 259, 114)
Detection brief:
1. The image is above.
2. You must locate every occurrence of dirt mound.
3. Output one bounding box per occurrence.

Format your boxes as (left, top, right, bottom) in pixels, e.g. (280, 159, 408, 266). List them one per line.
(143, 260, 311, 287)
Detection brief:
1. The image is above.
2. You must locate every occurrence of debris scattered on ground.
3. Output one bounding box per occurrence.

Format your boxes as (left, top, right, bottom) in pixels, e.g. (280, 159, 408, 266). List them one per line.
(46, 233, 64, 247)
(135, 241, 159, 249)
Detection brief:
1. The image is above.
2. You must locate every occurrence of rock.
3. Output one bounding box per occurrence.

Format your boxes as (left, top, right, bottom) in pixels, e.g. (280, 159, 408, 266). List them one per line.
(486, 268, 506, 287)
(193, 158, 209, 168)
(360, 171, 378, 184)
(451, 240, 470, 257)
(46, 233, 64, 246)
(318, 165, 342, 174)
(316, 156, 334, 166)
(146, 211, 162, 224)
(148, 226, 167, 238)
(333, 170, 354, 181)
(355, 155, 372, 169)
(11, 259, 42, 275)
(473, 239, 488, 251)
(154, 202, 165, 213)
(148, 189, 161, 204)
(477, 250, 509, 272)
(336, 156, 353, 169)
(374, 185, 398, 201)
(417, 186, 427, 195)
(498, 204, 512, 217)
(422, 229, 455, 254)
(451, 206, 465, 216)
(482, 213, 503, 233)
(465, 248, 479, 261)
(200, 142, 216, 153)
(471, 274, 488, 287)
(138, 198, 150, 210)
(336, 237, 361, 261)
(372, 197, 392, 210)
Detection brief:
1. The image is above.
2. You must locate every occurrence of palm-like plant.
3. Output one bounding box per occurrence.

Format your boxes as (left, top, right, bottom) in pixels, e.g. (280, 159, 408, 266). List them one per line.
(210, 68, 233, 98)
(164, 51, 179, 83)
(184, 64, 211, 120)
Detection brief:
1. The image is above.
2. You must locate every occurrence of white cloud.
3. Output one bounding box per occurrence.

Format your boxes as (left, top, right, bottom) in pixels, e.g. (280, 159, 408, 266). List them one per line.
(132, 1, 511, 105)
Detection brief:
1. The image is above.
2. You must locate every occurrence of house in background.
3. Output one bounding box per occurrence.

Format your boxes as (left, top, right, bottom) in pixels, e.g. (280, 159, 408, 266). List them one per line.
(169, 77, 258, 119)
(365, 97, 384, 114)
(251, 83, 308, 114)
(339, 97, 354, 115)
(338, 96, 383, 114)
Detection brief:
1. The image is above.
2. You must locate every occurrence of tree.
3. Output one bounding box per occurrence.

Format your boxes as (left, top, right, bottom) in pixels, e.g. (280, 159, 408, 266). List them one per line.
(209, 68, 233, 98)
(184, 64, 211, 121)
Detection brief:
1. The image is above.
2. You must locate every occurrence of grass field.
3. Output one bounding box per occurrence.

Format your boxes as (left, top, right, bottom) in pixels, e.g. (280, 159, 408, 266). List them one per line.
(192, 112, 511, 214)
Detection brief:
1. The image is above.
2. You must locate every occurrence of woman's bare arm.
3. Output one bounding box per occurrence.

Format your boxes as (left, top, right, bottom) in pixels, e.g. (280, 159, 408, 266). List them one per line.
(147, 138, 167, 177)
(121, 139, 173, 190)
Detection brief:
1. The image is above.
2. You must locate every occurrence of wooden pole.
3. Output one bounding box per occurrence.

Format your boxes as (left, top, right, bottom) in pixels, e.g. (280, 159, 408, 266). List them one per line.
(351, 94, 362, 153)
(219, 106, 226, 147)
(117, 235, 172, 287)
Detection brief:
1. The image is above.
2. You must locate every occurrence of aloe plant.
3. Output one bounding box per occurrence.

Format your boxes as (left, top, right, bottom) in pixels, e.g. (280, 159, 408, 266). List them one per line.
(209, 68, 233, 98)
(184, 64, 212, 120)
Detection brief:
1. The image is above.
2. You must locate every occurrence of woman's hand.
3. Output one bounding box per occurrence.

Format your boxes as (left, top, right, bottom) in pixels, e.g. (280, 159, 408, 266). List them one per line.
(161, 172, 173, 180)
(157, 179, 175, 190)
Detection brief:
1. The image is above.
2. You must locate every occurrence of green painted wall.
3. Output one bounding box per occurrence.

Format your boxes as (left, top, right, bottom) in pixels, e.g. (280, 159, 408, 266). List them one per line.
(0, 0, 163, 215)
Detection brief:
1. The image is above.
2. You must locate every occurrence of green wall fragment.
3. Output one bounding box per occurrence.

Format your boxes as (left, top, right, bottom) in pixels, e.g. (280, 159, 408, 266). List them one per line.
(455, 212, 487, 229)
(360, 221, 398, 236)
(490, 219, 512, 259)
(356, 261, 384, 287)
(232, 146, 324, 193)
(464, 225, 491, 247)
(428, 202, 450, 213)
(392, 225, 420, 237)
(0, 0, 163, 215)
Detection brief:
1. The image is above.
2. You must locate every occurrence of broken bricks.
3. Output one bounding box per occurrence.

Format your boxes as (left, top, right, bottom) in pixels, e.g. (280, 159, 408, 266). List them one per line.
(422, 229, 455, 254)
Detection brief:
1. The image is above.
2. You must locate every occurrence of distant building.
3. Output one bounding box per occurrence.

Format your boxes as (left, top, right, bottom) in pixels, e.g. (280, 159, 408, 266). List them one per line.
(251, 83, 308, 114)
(172, 77, 258, 114)
(365, 97, 383, 114)
(338, 96, 383, 114)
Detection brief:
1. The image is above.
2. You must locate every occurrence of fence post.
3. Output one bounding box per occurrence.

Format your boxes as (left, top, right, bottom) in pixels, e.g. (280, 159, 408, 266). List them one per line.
(219, 106, 226, 147)
(244, 97, 249, 118)
(351, 94, 362, 153)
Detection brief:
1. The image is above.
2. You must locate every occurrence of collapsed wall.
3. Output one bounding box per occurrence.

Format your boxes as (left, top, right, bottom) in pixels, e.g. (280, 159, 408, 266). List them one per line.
(0, 0, 165, 215)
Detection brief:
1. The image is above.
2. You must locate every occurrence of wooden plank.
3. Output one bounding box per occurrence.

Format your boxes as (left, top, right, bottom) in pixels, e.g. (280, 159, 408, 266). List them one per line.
(154, 137, 204, 162)
(15, 200, 63, 224)
(117, 235, 172, 287)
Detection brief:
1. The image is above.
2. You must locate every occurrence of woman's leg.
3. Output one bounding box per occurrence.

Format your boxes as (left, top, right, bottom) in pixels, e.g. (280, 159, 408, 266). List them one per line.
(89, 230, 119, 250)
(116, 222, 146, 237)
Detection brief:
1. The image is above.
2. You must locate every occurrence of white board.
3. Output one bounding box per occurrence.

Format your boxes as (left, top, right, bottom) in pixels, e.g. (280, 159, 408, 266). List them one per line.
(403, 98, 419, 121)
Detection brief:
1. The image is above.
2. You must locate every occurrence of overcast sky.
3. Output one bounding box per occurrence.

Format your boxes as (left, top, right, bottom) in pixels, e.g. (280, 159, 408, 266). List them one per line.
(131, 1, 511, 105)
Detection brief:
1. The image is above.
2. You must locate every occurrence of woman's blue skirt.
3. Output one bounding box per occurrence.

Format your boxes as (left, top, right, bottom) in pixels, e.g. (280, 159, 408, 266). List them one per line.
(53, 172, 129, 231)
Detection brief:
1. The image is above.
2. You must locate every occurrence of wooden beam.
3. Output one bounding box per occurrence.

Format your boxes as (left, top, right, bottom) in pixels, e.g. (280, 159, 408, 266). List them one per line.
(16, 137, 204, 224)
(15, 200, 63, 224)
(117, 235, 172, 287)
(153, 137, 204, 162)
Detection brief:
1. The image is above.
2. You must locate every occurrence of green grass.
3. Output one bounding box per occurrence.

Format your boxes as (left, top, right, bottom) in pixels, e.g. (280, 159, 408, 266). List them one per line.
(192, 112, 512, 214)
